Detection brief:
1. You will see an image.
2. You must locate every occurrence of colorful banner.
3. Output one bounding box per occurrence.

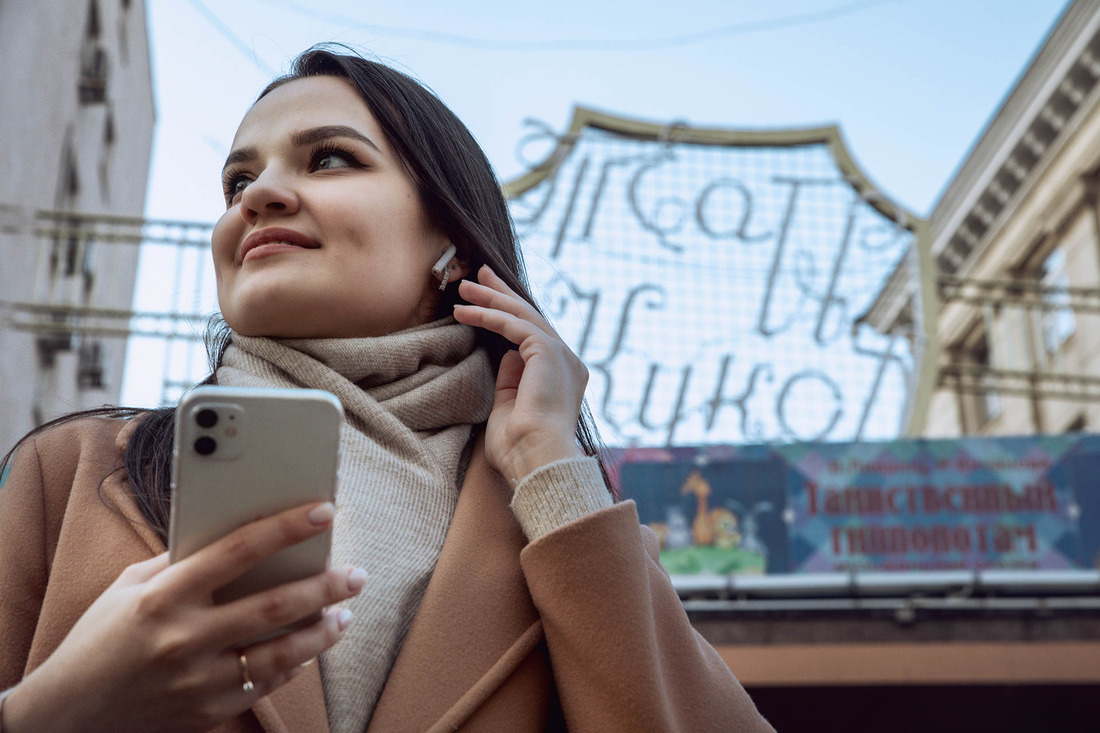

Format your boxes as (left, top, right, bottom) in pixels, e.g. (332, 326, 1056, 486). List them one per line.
(612, 435, 1100, 575)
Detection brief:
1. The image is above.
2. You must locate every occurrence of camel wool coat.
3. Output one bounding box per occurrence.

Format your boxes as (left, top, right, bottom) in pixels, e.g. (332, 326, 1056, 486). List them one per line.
(0, 417, 773, 731)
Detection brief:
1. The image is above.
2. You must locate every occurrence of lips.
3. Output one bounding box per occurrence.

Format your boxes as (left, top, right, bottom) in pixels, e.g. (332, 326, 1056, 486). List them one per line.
(239, 227, 320, 263)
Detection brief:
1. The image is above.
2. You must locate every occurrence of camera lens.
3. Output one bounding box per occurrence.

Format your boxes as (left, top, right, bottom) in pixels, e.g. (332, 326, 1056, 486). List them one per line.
(194, 436, 217, 455)
(196, 408, 218, 428)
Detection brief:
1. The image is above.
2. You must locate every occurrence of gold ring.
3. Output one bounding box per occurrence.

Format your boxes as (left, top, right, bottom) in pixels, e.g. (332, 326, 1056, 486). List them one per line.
(238, 652, 254, 693)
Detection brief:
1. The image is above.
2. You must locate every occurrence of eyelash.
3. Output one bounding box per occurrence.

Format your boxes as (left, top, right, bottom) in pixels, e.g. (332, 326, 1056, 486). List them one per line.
(307, 141, 364, 171)
(221, 169, 248, 202)
(220, 142, 366, 203)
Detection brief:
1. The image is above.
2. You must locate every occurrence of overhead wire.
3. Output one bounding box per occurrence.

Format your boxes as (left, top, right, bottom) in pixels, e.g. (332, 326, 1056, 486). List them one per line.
(184, 0, 278, 75)
(254, 0, 894, 52)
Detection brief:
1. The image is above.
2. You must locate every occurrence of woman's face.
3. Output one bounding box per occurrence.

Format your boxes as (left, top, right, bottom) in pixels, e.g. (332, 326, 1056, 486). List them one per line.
(212, 76, 461, 338)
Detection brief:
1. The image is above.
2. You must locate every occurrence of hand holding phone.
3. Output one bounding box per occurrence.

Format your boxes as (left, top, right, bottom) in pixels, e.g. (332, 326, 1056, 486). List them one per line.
(169, 386, 342, 622)
(4, 502, 361, 733)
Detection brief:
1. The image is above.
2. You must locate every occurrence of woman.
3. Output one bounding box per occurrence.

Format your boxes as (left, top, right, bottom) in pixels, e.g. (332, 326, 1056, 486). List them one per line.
(0, 47, 772, 731)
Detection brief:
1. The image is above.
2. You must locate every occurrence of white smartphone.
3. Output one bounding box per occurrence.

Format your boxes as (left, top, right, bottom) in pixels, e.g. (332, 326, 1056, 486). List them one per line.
(169, 386, 342, 621)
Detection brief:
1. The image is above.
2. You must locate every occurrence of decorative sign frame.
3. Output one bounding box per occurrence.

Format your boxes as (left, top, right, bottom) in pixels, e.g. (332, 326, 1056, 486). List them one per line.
(505, 107, 934, 448)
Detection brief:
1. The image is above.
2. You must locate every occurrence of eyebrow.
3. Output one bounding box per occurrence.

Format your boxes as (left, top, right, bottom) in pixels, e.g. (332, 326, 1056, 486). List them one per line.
(221, 125, 382, 173)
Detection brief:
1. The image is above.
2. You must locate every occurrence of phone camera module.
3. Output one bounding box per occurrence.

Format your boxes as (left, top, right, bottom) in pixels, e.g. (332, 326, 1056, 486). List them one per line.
(196, 408, 218, 428)
(194, 436, 217, 456)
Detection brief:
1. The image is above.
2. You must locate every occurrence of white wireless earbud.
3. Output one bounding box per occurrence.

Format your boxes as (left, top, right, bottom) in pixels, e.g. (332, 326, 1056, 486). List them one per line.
(433, 244, 458, 291)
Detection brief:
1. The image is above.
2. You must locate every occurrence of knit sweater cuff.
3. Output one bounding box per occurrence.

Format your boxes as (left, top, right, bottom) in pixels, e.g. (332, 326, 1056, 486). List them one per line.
(510, 456, 613, 541)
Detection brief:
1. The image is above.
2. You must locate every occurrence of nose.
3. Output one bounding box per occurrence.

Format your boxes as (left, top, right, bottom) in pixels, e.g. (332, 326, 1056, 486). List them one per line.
(240, 168, 299, 222)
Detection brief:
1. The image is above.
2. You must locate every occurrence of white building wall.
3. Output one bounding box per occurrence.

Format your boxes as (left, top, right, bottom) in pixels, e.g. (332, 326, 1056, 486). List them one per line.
(0, 0, 155, 453)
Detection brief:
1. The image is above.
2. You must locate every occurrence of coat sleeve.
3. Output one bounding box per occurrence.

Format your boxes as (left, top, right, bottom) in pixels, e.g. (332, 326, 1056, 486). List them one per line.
(0, 438, 52, 692)
(518, 497, 774, 731)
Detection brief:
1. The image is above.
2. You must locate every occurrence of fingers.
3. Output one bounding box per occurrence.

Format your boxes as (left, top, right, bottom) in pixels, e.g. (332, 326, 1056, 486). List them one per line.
(454, 265, 586, 392)
(162, 502, 335, 600)
(114, 552, 170, 587)
(233, 606, 353, 697)
(455, 301, 550, 351)
(456, 266, 559, 340)
(494, 349, 524, 394)
(468, 263, 521, 300)
(207, 565, 365, 648)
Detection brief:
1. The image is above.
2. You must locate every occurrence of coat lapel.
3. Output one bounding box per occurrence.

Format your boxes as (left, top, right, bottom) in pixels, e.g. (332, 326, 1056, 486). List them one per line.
(367, 437, 542, 731)
(252, 662, 330, 733)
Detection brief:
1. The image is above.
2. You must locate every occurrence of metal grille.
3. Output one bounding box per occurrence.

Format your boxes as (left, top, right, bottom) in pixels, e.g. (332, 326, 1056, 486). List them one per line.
(509, 119, 919, 447)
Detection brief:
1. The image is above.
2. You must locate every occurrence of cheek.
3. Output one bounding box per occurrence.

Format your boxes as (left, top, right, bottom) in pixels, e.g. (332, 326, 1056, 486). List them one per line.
(211, 210, 242, 269)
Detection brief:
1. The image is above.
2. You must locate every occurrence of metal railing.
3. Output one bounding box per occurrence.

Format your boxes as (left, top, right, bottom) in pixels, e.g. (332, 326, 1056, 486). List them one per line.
(674, 569, 1100, 616)
(1, 206, 217, 404)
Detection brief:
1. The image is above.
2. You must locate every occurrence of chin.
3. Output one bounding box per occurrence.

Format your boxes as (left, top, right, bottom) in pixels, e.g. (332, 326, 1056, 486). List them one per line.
(231, 322, 315, 339)
(220, 309, 290, 339)
(219, 289, 319, 338)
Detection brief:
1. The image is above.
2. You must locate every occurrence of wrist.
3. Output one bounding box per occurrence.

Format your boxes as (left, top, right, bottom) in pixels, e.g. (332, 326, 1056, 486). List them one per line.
(2, 683, 38, 733)
(501, 434, 584, 485)
(3, 674, 83, 733)
(510, 455, 613, 541)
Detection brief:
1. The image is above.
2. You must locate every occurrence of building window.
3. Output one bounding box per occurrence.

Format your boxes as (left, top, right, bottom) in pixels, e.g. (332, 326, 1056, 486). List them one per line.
(51, 214, 94, 282)
(952, 329, 1002, 432)
(99, 112, 114, 202)
(77, 339, 106, 389)
(971, 334, 1002, 426)
(79, 45, 109, 104)
(118, 0, 130, 63)
(86, 0, 101, 38)
(79, 1, 108, 105)
(1040, 247, 1075, 353)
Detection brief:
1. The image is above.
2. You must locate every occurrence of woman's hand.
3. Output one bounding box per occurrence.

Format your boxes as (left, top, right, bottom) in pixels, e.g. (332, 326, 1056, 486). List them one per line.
(454, 265, 587, 484)
(2, 502, 363, 733)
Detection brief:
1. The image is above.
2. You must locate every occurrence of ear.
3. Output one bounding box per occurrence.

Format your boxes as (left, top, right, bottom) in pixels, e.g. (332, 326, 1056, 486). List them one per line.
(447, 253, 471, 282)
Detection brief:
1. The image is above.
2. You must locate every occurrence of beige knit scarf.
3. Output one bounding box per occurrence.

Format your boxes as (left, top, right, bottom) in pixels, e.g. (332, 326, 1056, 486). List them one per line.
(216, 317, 496, 733)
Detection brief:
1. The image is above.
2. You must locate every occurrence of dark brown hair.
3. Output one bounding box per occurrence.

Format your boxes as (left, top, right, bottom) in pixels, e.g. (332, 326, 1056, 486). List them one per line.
(2, 46, 613, 542)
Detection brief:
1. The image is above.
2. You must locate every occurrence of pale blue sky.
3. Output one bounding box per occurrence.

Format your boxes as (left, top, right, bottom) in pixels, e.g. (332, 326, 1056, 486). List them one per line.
(125, 0, 1072, 408)
(145, 0, 1071, 223)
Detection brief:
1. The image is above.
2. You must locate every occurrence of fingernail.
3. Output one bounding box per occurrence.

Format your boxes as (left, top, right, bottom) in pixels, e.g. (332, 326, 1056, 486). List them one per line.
(299, 657, 316, 669)
(337, 608, 354, 631)
(347, 567, 367, 592)
(307, 502, 335, 525)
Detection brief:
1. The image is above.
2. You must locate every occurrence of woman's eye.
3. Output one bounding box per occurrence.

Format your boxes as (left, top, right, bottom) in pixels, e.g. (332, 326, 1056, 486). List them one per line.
(315, 151, 353, 170)
(223, 176, 250, 202)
